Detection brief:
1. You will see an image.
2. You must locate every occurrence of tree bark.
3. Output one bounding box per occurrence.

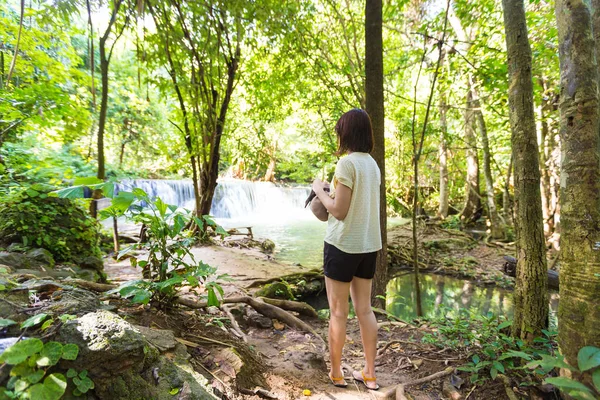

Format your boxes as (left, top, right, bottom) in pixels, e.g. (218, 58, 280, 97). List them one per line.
(6, 0, 24, 85)
(365, 0, 387, 307)
(538, 78, 553, 236)
(503, 0, 549, 341)
(438, 93, 449, 219)
(448, 8, 482, 225)
(503, 154, 513, 226)
(555, 0, 600, 369)
(198, 37, 240, 216)
(471, 78, 504, 238)
(460, 88, 481, 223)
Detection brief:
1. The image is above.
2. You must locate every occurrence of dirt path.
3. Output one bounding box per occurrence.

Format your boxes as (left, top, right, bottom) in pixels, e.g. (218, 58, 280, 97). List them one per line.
(103, 243, 307, 296)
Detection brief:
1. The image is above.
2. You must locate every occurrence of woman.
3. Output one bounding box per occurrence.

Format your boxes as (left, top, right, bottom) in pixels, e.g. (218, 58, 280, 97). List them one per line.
(312, 108, 382, 390)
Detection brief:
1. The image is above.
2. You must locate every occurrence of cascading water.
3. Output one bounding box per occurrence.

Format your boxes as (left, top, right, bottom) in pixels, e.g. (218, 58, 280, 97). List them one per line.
(115, 179, 311, 220)
(115, 179, 325, 266)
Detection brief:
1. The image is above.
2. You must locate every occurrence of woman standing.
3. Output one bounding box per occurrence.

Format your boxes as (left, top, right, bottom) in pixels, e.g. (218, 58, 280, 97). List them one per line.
(312, 108, 382, 390)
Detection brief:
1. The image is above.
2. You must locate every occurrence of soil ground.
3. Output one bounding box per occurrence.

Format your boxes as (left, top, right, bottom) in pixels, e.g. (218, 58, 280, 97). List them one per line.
(102, 225, 543, 400)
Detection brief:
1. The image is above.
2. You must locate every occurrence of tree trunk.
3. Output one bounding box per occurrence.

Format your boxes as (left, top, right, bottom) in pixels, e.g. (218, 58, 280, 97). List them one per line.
(438, 96, 449, 219)
(6, 0, 24, 85)
(86, 0, 96, 108)
(97, 37, 109, 181)
(199, 42, 240, 216)
(460, 88, 481, 224)
(503, 155, 513, 226)
(538, 78, 553, 236)
(555, 0, 600, 372)
(365, 0, 387, 307)
(472, 78, 504, 238)
(503, 0, 549, 341)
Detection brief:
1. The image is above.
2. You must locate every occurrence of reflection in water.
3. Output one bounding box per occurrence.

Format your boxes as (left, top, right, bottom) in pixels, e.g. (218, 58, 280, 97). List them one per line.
(386, 274, 559, 324)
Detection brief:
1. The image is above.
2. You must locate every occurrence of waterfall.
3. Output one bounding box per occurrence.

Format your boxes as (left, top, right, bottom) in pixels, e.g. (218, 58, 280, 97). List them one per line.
(115, 179, 311, 220)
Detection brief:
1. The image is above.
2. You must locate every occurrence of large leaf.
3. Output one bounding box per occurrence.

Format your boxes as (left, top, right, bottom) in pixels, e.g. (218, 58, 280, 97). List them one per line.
(577, 346, 600, 372)
(36, 342, 63, 367)
(592, 369, 600, 392)
(21, 313, 50, 329)
(54, 185, 85, 199)
(61, 344, 79, 360)
(111, 191, 136, 212)
(0, 319, 17, 328)
(1, 338, 43, 365)
(73, 177, 103, 186)
(207, 287, 219, 307)
(27, 373, 67, 400)
(545, 377, 593, 392)
(155, 197, 168, 217)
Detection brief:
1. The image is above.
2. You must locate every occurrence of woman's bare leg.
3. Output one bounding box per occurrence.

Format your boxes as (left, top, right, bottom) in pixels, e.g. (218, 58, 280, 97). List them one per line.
(325, 276, 351, 381)
(350, 276, 378, 388)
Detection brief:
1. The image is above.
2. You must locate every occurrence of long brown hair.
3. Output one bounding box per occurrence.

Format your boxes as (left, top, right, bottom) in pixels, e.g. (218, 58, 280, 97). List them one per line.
(335, 109, 374, 155)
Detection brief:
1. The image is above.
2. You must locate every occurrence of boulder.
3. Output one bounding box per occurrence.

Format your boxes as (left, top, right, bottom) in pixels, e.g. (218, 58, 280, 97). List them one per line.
(73, 256, 104, 272)
(58, 311, 216, 400)
(0, 252, 31, 269)
(26, 248, 55, 268)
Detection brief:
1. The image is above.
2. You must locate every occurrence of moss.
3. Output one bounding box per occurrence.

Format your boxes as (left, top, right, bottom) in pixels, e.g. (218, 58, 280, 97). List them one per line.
(0, 184, 101, 263)
(255, 281, 294, 300)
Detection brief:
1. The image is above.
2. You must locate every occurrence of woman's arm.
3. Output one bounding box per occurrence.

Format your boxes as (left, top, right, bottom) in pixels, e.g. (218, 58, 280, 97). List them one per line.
(312, 179, 352, 220)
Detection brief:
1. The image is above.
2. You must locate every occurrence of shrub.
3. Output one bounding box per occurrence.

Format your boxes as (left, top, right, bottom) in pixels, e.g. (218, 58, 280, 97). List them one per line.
(0, 184, 101, 262)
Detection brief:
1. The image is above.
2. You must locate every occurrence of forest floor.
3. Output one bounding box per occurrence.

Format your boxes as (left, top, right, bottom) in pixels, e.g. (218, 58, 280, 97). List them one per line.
(101, 223, 535, 400)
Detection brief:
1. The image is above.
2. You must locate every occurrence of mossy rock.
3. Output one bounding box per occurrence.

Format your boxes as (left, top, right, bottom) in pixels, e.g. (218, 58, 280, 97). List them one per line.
(58, 310, 216, 400)
(260, 239, 276, 253)
(255, 281, 294, 300)
(0, 184, 101, 263)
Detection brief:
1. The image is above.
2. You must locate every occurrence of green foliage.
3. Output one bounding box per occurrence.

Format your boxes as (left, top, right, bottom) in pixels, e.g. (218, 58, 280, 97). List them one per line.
(526, 346, 600, 400)
(424, 309, 556, 384)
(0, 184, 101, 262)
(101, 189, 226, 307)
(0, 338, 90, 400)
(440, 215, 462, 230)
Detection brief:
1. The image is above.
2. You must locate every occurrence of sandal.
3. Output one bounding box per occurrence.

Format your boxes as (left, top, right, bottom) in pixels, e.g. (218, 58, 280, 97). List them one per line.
(329, 372, 348, 388)
(353, 370, 379, 390)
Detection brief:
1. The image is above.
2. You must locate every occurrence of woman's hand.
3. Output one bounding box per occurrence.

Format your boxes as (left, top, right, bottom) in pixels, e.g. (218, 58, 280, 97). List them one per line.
(312, 178, 328, 193)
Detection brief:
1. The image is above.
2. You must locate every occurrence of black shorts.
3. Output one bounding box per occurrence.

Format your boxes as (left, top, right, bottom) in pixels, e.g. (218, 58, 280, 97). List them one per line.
(323, 242, 378, 283)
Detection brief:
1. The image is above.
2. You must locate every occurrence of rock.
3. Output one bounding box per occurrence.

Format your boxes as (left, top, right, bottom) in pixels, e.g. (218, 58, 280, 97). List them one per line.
(134, 326, 177, 352)
(260, 239, 275, 254)
(0, 252, 30, 269)
(73, 256, 104, 272)
(245, 308, 273, 329)
(206, 306, 220, 315)
(26, 248, 55, 268)
(58, 311, 216, 400)
(6, 243, 24, 253)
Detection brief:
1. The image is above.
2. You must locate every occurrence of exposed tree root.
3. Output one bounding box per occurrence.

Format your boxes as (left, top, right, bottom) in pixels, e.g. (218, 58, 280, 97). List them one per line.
(247, 269, 323, 288)
(259, 297, 319, 318)
(221, 304, 247, 342)
(60, 279, 325, 347)
(177, 295, 326, 349)
(372, 366, 455, 399)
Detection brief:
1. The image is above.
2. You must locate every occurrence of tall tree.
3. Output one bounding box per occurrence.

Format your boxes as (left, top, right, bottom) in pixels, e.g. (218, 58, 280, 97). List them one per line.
(502, 0, 548, 340)
(555, 0, 600, 372)
(448, 8, 482, 225)
(5, 0, 24, 85)
(365, 0, 387, 306)
(97, 0, 126, 181)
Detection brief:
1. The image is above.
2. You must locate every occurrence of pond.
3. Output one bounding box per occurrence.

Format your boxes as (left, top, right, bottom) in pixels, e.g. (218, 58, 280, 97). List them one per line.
(386, 273, 559, 322)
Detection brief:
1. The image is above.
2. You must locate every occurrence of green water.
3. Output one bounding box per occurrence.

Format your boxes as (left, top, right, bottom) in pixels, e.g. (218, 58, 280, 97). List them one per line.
(386, 273, 559, 322)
